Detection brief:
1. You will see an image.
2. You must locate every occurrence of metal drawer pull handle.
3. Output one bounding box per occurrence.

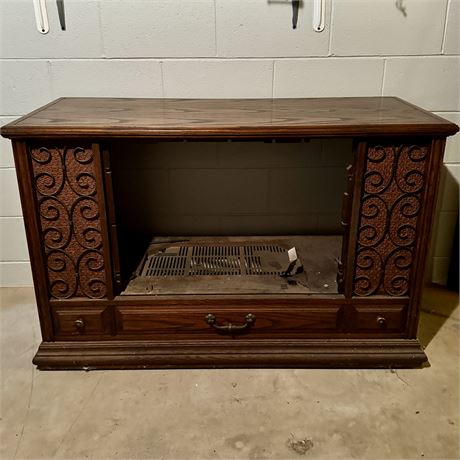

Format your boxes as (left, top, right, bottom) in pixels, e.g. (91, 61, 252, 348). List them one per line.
(376, 316, 387, 329)
(205, 313, 256, 332)
(74, 318, 85, 330)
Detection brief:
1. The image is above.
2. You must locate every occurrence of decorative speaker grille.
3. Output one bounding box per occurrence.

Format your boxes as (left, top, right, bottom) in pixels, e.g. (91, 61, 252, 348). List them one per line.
(141, 244, 287, 277)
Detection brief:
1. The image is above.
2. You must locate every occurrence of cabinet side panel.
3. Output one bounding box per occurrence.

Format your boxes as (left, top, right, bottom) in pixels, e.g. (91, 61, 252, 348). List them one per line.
(352, 140, 431, 298)
(101, 146, 121, 296)
(406, 138, 446, 337)
(28, 142, 111, 300)
(12, 141, 54, 340)
(343, 141, 367, 298)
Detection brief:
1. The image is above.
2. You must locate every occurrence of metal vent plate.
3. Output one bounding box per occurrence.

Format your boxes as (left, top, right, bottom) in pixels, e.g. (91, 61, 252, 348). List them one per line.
(141, 244, 289, 277)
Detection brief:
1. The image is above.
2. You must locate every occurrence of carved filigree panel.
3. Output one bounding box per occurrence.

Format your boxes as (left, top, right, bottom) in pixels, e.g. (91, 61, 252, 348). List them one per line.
(30, 145, 108, 299)
(353, 143, 429, 297)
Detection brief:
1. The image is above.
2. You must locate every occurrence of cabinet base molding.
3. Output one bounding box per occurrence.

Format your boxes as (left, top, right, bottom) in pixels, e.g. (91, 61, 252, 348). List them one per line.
(33, 339, 427, 370)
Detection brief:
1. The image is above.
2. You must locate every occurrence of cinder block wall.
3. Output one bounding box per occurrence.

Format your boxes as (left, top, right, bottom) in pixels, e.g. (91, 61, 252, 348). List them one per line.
(110, 139, 352, 236)
(0, 0, 458, 286)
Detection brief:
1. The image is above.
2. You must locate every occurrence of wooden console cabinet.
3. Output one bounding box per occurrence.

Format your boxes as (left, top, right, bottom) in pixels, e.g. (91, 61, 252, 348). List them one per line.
(2, 97, 458, 369)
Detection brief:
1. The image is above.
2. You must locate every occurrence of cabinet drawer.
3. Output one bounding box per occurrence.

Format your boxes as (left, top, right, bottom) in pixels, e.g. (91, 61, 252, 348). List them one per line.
(352, 305, 407, 332)
(53, 307, 111, 338)
(115, 306, 344, 339)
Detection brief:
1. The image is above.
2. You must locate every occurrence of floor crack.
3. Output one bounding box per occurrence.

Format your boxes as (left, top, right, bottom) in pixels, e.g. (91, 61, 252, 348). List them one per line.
(13, 365, 35, 459)
(390, 368, 410, 386)
(52, 375, 103, 458)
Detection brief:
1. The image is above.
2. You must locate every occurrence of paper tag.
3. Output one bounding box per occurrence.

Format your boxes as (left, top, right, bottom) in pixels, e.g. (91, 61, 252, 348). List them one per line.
(288, 247, 298, 263)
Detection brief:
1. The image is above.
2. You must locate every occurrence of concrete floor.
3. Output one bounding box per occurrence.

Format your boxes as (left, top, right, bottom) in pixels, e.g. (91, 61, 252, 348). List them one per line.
(1, 286, 458, 460)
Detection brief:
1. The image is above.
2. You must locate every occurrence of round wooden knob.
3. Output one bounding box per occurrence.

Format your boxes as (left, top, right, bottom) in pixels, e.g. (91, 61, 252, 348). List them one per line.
(376, 316, 387, 329)
(74, 318, 85, 330)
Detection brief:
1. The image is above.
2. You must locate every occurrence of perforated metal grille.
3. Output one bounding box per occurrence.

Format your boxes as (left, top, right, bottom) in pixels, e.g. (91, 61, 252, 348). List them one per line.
(141, 244, 287, 277)
(190, 245, 241, 276)
(143, 245, 188, 276)
(243, 245, 284, 275)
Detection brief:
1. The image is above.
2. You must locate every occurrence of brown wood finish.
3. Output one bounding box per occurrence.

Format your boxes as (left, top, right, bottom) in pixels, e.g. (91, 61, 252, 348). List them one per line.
(406, 138, 447, 337)
(52, 306, 112, 339)
(32, 339, 427, 369)
(48, 297, 408, 341)
(2, 97, 458, 370)
(115, 305, 344, 339)
(351, 305, 407, 332)
(344, 140, 367, 298)
(101, 146, 122, 295)
(2, 97, 458, 139)
(12, 141, 54, 341)
(92, 143, 115, 300)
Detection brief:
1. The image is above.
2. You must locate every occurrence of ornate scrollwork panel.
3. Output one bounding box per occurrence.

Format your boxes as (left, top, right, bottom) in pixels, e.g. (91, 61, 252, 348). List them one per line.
(30, 145, 108, 299)
(353, 143, 429, 297)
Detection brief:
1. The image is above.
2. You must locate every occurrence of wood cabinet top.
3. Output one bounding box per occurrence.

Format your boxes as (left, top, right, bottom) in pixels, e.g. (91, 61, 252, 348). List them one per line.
(2, 97, 458, 139)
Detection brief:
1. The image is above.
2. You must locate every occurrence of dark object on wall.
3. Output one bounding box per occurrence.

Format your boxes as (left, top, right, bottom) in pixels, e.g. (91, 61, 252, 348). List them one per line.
(447, 214, 459, 292)
(56, 0, 66, 30)
(1, 97, 458, 370)
(292, 0, 299, 28)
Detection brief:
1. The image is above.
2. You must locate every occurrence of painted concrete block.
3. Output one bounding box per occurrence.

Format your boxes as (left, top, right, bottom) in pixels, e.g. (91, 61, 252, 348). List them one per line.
(0, 117, 18, 168)
(163, 60, 273, 98)
(440, 164, 460, 211)
(331, 0, 447, 56)
(0, 169, 21, 217)
(269, 167, 346, 214)
(273, 58, 384, 97)
(216, 0, 331, 57)
(221, 214, 320, 234)
(113, 169, 170, 218)
(433, 211, 458, 258)
(0, 262, 32, 286)
(217, 141, 323, 169)
(50, 60, 163, 98)
(169, 168, 269, 215)
(431, 256, 450, 285)
(435, 112, 460, 163)
(112, 141, 219, 170)
(444, 0, 460, 55)
(0, 60, 51, 115)
(384, 57, 460, 111)
(0, 0, 102, 58)
(0, 217, 29, 261)
(100, 0, 216, 57)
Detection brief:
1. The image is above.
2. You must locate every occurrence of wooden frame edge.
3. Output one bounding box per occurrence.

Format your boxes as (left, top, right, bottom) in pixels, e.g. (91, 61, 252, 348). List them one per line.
(33, 339, 427, 370)
(12, 140, 54, 341)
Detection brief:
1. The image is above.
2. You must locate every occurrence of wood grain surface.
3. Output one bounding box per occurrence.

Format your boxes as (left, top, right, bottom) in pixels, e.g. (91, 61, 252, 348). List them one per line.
(32, 338, 427, 369)
(2, 97, 458, 139)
